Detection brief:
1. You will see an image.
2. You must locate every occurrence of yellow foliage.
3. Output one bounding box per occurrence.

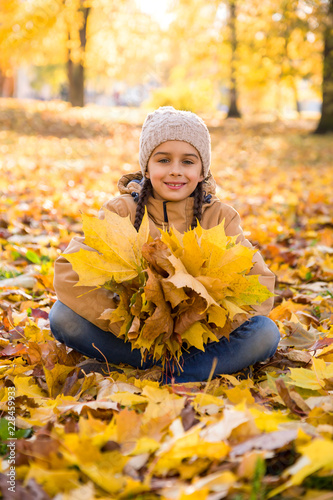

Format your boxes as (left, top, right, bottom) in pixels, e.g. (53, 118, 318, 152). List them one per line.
(14, 375, 46, 399)
(64, 210, 149, 286)
(24, 466, 80, 497)
(153, 426, 230, 475)
(148, 79, 217, 114)
(67, 213, 273, 366)
(286, 358, 333, 391)
(225, 386, 255, 405)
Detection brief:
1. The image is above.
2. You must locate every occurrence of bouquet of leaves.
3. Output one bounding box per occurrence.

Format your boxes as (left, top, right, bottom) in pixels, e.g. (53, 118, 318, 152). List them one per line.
(65, 209, 273, 368)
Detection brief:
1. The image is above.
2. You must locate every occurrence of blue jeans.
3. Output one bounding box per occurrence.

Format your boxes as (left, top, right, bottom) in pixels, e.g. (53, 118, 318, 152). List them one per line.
(49, 301, 280, 383)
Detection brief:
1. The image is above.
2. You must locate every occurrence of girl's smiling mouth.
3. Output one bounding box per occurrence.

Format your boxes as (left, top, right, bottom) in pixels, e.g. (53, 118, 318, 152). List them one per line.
(164, 182, 186, 189)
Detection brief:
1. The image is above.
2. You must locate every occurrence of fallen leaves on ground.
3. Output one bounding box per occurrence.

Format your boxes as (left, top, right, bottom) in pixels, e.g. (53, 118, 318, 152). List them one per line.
(0, 99, 332, 499)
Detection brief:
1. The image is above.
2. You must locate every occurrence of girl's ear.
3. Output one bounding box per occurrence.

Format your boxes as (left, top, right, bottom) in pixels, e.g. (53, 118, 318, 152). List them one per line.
(145, 171, 150, 179)
(199, 165, 205, 183)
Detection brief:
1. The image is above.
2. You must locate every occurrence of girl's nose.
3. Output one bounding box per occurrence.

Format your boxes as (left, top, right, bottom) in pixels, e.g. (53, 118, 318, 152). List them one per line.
(169, 162, 182, 175)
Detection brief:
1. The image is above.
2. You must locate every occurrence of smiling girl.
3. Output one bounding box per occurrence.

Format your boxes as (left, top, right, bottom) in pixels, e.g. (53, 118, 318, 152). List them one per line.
(50, 106, 280, 382)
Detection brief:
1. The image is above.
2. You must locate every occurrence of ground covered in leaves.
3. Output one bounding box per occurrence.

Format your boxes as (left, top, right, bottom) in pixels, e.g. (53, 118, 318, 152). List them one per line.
(0, 99, 332, 500)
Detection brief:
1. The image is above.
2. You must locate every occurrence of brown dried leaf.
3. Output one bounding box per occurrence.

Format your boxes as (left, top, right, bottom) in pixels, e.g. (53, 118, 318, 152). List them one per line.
(174, 293, 207, 335)
(285, 350, 313, 365)
(141, 269, 174, 341)
(128, 316, 141, 340)
(142, 239, 174, 276)
(276, 378, 310, 416)
(160, 280, 189, 308)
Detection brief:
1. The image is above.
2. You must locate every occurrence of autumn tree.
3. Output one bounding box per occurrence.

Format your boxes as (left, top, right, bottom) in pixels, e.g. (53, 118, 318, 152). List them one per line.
(0, 0, 38, 98)
(0, 59, 15, 98)
(151, 0, 325, 117)
(232, 0, 323, 117)
(160, 0, 243, 116)
(0, 0, 68, 100)
(0, 0, 162, 107)
(66, 1, 90, 107)
(315, 0, 333, 133)
(227, 0, 241, 117)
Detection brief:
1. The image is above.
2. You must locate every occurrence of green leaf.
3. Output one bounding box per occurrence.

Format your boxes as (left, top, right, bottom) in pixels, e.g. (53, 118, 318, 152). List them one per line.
(0, 418, 32, 455)
(25, 250, 41, 264)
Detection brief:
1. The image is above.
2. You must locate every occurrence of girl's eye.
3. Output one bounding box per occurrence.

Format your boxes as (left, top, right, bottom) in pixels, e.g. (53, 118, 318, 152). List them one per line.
(157, 158, 194, 164)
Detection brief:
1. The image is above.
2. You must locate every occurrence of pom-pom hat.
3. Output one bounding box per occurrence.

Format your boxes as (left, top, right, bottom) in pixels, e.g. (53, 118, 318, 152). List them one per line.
(139, 106, 211, 178)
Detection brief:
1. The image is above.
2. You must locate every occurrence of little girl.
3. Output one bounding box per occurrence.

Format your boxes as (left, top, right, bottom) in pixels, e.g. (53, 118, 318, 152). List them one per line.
(50, 106, 280, 383)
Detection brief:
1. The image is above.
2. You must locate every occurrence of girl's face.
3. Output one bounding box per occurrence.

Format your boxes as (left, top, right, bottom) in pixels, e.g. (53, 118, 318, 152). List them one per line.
(146, 141, 204, 202)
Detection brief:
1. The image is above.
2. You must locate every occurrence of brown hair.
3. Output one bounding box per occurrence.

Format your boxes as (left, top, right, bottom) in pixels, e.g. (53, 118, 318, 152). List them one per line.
(191, 181, 204, 229)
(133, 178, 153, 231)
(133, 178, 204, 231)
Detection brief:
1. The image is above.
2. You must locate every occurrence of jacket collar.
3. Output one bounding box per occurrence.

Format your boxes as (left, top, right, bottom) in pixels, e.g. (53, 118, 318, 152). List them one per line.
(146, 196, 195, 234)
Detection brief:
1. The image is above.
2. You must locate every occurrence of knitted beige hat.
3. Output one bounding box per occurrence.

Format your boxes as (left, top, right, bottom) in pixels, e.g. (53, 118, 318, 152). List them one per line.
(139, 106, 211, 178)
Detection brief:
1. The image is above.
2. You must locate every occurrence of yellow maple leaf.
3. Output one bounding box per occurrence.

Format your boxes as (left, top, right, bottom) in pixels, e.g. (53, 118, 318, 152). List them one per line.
(208, 242, 255, 277)
(159, 225, 184, 256)
(14, 375, 46, 399)
(226, 274, 273, 306)
(177, 229, 206, 276)
(154, 426, 230, 475)
(182, 322, 219, 351)
(43, 364, 78, 398)
(80, 457, 128, 494)
(64, 209, 149, 286)
(249, 407, 291, 432)
(286, 357, 333, 391)
(193, 393, 225, 413)
(163, 222, 272, 321)
(224, 385, 255, 405)
(207, 304, 228, 328)
(24, 465, 80, 496)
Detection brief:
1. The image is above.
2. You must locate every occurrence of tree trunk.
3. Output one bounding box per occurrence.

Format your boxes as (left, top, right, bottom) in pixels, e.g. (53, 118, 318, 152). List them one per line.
(67, 4, 90, 107)
(227, 0, 241, 118)
(0, 69, 14, 97)
(315, 0, 333, 133)
(291, 79, 301, 116)
(68, 58, 85, 107)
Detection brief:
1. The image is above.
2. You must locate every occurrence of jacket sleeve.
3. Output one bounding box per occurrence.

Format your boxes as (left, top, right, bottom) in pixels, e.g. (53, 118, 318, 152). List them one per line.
(224, 208, 275, 317)
(53, 196, 135, 333)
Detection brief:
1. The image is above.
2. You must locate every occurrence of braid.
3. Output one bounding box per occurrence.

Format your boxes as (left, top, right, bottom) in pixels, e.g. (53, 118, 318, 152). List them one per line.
(191, 181, 204, 229)
(134, 178, 152, 231)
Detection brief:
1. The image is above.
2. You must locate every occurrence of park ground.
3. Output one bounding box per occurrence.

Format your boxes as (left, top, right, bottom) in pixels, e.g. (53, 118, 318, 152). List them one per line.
(0, 98, 332, 499)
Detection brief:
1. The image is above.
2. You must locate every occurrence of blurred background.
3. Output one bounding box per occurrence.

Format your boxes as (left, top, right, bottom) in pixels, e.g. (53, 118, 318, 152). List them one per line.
(0, 0, 332, 131)
(0, 0, 332, 282)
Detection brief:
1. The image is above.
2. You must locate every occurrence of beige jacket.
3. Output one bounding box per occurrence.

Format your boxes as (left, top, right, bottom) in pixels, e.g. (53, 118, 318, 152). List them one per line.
(54, 172, 275, 337)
